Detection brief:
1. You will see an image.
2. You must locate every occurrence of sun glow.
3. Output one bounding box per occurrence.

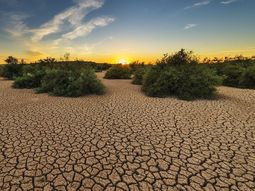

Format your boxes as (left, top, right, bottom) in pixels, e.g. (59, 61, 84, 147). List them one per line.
(118, 58, 129, 65)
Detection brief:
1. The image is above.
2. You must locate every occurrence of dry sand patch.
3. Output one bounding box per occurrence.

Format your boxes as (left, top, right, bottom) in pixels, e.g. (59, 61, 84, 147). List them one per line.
(0, 76, 255, 190)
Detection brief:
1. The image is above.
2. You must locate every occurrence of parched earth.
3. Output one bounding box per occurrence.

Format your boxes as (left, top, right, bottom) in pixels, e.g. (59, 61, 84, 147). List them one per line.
(0, 73, 255, 191)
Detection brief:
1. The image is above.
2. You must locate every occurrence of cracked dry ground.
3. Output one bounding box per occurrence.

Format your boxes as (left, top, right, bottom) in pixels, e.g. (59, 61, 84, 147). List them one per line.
(0, 74, 255, 191)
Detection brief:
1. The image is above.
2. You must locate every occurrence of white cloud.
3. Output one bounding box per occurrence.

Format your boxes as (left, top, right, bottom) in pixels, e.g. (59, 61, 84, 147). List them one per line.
(4, 13, 29, 37)
(62, 17, 114, 40)
(2, 0, 114, 59)
(220, 47, 255, 53)
(184, 24, 198, 30)
(185, 0, 211, 9)
(221, 0, 239, 5)
(30, 0, 105, 42)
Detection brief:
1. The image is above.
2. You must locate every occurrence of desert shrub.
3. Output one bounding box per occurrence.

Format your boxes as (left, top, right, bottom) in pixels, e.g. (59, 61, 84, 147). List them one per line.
(205, 58, 255, 89)
(222, 65, 245, 87)
(35, 60, 112, 73)
(13, 70, 46, 89)
(22, 64, 37, 74)
(129, 61, 145, 73)
(1, 64, 23, 79)
(157, 49, 198, 67)
(239, 65, 255, 89)
(12, 64, 49, 89)
(132, 67, 148, 85)
(142, 50, 222, 100)
(175, 65, 222, 100)
(1, 56, 24, 79)
(0, 65, 3, 76)
(142, 66, 180, 97)
(37, 68, 104, 97)
(104, 65, 131, 79)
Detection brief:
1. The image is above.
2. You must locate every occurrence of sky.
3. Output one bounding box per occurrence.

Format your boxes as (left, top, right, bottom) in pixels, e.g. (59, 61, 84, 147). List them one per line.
(0, 0, 255, 64)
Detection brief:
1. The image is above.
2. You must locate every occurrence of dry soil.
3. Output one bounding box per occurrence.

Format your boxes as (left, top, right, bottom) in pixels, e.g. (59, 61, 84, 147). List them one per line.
(0, 73, 255, 191)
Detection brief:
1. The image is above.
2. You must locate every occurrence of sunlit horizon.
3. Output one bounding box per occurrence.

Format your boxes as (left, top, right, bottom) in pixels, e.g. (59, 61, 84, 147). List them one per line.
(1, 0, 255, 64)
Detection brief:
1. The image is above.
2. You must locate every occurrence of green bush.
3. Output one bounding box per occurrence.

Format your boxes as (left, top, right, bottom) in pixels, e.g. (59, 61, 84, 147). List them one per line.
(239, 65, 255, 89)
(157, 49, 198, 67)
(1, 64, 23, 80)
(13, 70, 46, 89)
(142, 50, 222, 100)
(142, 66, 180, 97)
(37, 68, 104, 97)
(0, 65, 3, 77)
(222, 65, 245, 87)
(129, 61, 145, 73)
(132, 68, 148, 85)
(175, 65, 222, 100)
(104, 65, 131, 79)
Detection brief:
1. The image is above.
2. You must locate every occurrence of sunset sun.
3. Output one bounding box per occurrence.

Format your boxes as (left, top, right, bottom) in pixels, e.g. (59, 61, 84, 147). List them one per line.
(118, 59, 129, 65)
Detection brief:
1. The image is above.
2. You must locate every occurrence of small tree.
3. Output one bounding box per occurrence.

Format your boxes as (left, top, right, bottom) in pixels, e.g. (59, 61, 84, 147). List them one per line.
(64, 53, 70, 61)
(5, 56, 18, 64)
(157, 49, 198, 67)
(38, 57, 56, 64)
(1, 56, 23, 79)
(104, 65, 132, 79)
(142, 50, 222, 100)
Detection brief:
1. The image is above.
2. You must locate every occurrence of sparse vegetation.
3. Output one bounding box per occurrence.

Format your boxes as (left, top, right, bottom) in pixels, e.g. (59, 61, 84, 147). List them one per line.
(132, 67, 148, 85)
(3, 57, 107, 97)
(13, 70, 46, 89)
(104, 65, 132, 79)
(129, 61, 145, 73)
(142, 49, 222, 100)
(221, 65, 245, 87)
(36, 68, 104, 97)
(1, 52, 254, 100)
(207, 58, 255, 89)
(0, 65, 4, 77)
(239, 65, 255, 89)
(1, 56, 24, 80)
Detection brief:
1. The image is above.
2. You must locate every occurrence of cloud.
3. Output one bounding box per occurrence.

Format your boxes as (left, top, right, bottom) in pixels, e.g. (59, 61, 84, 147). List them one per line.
(30, 0, 105, 42)
(221, 0, 239, 5)
(3, 0, 114, 57)
(3, 13, 29, 37)
(184, 24, 198, 30)
(185, 0, 211, 9)
(220, 47, 255, 53)
(25, 50, 43, 56)
(62, 17, 114, 40)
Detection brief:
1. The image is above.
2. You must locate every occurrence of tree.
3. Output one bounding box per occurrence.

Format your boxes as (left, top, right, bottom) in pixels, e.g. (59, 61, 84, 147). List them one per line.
(39, 57, 56, 64)
(157, 49, 197, 67)
(20, 59, 26, 64)
(64, 53, 70, 61)
(5, 56, 18, 64)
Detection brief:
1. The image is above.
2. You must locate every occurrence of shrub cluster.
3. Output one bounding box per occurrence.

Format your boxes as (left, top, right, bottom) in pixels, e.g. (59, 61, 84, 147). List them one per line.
(36, 69, 104, 97)
(132, 67, 148, 85)
(221, 65, 245, 87)
(129, 61, 145, 73)
(220, 64, 255, 89)
(0, 56, 107, 97)
(142, 50, 222, 100)
(239, 65, 255, 89)
(0, 56, 24, 80)
(205, 57, 255, 89)
(0, 65, 4, 77)
(13, 70, 46, 89)
(11, 64, 104, 97)
(104, 65, 132, 79)
(1, 64, 24, 80)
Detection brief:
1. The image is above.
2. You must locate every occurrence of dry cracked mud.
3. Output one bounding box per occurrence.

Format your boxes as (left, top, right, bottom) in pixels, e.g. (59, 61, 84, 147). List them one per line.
(0, 73, 255, 191)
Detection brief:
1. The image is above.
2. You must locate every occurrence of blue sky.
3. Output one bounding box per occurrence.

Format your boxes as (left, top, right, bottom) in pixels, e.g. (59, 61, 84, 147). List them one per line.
(0, 0, 255, 63)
